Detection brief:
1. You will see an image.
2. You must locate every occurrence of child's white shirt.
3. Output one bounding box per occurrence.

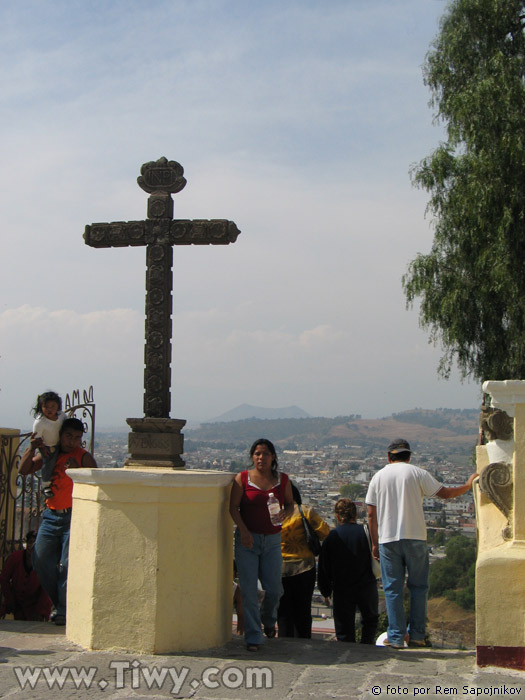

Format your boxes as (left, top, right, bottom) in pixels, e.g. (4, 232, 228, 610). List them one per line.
(32, 411, 67, 447)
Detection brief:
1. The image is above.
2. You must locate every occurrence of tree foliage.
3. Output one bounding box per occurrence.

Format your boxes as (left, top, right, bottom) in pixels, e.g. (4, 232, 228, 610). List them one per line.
(429, 535, 476, 610)
(340, 482, 367, 500)
(403, 0, 525, 381)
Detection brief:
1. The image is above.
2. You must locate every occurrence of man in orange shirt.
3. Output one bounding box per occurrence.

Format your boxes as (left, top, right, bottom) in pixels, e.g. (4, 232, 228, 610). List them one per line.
(18, 417, 97, 625)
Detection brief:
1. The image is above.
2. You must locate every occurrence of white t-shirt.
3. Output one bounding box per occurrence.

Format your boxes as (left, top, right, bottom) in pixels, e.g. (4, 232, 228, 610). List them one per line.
(32, 411, 67, 447)
(365, 461, 442, 543)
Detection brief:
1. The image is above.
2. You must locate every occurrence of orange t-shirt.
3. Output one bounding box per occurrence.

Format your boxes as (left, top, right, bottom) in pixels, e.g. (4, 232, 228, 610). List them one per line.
(46, 446, 88, 510)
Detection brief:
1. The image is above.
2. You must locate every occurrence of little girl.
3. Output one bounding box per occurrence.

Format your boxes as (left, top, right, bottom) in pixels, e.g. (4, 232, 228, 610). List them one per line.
(31, 391, 67, 498)
(32, 391, 66, 454)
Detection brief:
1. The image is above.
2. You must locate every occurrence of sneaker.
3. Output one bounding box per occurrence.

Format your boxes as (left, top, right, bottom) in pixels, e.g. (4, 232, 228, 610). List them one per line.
(408, 639, 428, 648)
(264, 626, 276, 638)
(383, 638, 405, 649)
(53, 614, 66, 626)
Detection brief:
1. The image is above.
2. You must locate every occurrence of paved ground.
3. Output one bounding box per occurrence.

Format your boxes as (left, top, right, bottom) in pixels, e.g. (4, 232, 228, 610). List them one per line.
(1, 621, 523, 699)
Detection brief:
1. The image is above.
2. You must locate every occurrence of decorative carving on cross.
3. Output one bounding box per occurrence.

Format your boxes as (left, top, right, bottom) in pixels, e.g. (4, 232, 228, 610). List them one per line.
(84, 158, 240, 468)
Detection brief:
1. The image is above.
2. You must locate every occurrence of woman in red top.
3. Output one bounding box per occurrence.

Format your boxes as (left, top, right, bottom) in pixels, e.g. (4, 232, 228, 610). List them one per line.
(229, 439, 293, 651)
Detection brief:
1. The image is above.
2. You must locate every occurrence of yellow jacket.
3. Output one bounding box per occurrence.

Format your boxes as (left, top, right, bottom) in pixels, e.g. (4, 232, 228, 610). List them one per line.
(281, 504, 331, 561)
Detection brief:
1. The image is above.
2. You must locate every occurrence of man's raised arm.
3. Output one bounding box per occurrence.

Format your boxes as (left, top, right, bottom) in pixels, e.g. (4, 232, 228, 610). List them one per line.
(436, 473, 478, 500)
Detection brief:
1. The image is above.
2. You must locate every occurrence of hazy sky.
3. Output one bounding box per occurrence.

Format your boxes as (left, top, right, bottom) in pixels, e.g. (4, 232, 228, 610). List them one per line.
(1, 0, 483, 430)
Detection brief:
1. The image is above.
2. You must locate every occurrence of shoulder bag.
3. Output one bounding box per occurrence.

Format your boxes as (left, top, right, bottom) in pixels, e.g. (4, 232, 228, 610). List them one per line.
(298, 505, 322, 556)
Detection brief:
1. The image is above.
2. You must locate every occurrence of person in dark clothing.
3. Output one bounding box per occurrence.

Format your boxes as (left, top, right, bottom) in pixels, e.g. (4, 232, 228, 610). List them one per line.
(277, 483, 330, 638)
(318, 498, 378, 643)
(0, 531, 52, 621)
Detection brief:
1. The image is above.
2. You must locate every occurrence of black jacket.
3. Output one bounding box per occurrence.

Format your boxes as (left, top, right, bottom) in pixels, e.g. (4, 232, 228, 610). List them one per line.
(318, 522, 376, 598)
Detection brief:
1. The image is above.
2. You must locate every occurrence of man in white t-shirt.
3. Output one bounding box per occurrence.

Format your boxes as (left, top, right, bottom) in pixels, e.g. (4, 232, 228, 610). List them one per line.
(366, 439, 477, 649)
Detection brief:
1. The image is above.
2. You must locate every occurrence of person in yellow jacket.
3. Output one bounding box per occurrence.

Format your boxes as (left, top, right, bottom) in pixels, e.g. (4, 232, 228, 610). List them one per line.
(277, 483, 330, 638)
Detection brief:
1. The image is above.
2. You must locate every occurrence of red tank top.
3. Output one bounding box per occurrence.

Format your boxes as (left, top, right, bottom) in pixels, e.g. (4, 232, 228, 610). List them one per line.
(240, 470, 289, 535)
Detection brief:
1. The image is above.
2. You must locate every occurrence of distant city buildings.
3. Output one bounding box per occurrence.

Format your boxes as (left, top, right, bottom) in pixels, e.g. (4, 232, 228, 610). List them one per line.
(93, 435, 476, 535)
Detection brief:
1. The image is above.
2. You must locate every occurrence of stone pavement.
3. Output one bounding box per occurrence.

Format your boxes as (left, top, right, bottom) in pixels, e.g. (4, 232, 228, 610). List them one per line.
(0, 621, 523, 700)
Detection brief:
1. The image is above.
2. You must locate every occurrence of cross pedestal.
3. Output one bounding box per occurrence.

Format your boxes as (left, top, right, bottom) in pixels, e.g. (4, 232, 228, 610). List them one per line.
(475, 380, 525, 670)
(67, 468, 234, 653)
(125, 418, 186, 469)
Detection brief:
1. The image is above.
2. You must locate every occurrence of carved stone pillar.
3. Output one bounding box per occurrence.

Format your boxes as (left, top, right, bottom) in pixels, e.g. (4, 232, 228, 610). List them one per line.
(144, 241, 173, 419)
(475, 380, 525, 670)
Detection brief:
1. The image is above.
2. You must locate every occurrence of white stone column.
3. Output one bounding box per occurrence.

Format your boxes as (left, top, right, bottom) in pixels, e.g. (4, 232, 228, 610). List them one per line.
(66, 468, 234, 654)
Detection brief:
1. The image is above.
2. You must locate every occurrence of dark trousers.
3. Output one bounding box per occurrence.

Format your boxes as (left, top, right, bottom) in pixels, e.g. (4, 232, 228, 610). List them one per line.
(333, 581, 378, 644)
(277, 566, 316, 638)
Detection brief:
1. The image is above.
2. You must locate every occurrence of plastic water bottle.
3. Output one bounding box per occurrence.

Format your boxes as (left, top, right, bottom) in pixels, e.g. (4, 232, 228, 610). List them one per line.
(267, 493, 281, 526)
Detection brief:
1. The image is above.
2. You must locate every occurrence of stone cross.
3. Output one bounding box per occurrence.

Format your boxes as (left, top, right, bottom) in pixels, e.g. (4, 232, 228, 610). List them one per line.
(84, 157, 240, 467)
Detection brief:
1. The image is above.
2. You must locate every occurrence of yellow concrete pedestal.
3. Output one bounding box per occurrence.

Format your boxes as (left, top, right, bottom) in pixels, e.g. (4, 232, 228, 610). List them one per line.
(66, 468, 234, 654)
(476, 542, 525, 649)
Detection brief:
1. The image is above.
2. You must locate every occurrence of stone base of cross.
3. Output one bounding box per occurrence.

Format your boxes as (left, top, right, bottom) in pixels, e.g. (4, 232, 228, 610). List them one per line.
(84, 158, 240, 469)
(124, 417, 186, 469)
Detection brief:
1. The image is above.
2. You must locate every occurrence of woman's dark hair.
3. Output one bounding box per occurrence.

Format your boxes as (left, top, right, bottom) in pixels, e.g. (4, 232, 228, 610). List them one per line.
(249, 438, 278, 475)
(291, 482, 302, 506)
(31, 391, 62, 417)
(335, 498, 357, 523)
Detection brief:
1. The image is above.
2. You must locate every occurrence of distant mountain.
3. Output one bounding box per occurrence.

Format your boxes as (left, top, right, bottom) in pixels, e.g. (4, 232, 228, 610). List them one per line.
(210, 404, 310, 422)
(185, 408, 480, 456)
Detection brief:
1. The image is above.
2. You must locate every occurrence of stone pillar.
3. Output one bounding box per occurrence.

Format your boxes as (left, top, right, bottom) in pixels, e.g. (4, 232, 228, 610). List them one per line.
(0, 429, 19, 557)
(66, 468, 234, 653)
(475, 380, 525, 670)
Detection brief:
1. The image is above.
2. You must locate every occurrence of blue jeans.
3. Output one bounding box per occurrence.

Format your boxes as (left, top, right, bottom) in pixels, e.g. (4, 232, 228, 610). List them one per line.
(33, 508, 71, 616)
(234, 530, 283, 645)
(379, 539, 429, 646)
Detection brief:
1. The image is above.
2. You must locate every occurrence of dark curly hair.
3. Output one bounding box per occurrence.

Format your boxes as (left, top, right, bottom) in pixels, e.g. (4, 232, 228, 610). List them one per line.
(31, 391, 62, 417)
(335, 498, 357, 523)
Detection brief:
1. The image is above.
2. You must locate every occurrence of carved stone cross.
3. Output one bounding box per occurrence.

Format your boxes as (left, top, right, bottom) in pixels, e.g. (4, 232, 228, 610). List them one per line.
(84, 158, 240, 467)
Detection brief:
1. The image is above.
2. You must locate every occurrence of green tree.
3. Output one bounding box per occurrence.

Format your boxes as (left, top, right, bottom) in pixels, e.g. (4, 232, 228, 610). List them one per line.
(429, 558, 462, 597)
(403, 0, 525, 380)
(429, 535, 476, 609)
(428, 528, 446, 546)
(340, 483, 367, 500)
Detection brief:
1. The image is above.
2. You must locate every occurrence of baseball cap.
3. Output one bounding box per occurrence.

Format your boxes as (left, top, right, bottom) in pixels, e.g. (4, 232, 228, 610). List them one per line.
(387, 438, 412, 454)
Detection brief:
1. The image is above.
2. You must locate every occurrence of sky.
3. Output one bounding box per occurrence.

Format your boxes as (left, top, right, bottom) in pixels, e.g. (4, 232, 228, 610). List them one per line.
(0, 0, 484, 431)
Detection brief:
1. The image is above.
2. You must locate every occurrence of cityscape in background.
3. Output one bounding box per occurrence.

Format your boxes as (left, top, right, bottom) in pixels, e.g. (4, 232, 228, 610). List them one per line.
(91, 406, 479, 538)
